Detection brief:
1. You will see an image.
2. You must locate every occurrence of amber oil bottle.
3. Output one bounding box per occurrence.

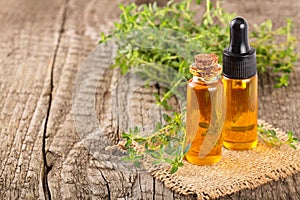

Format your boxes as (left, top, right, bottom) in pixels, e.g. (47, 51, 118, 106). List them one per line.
(222, 17, 258, 150)
(185, 54, 225, 165)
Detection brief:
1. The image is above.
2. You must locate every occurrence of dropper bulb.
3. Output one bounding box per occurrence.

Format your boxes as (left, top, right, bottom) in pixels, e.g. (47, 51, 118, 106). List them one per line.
(223, 16, 257, 79)
(228, 17, 250, 54)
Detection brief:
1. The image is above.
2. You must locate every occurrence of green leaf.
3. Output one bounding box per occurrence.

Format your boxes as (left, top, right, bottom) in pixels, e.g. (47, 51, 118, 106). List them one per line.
(155, 122, 162, 131)
(134, 138, 146, 143)
(125, 139, 132, 148)
(289, 144, 297, 150)
(128, 147, 136, 154)
(170, 165, 179, 174)
(150, 151, 161, 159)
(152, 160, 161, 165)
(122, 132, 131, 139)
(121, 156, 131, 162)
(134, 155, 144, 161)
(163, 114, 172, 123)
(133, 126, 140, 135)
(134, 161, 141, 168)
(164, 157, 173, 164)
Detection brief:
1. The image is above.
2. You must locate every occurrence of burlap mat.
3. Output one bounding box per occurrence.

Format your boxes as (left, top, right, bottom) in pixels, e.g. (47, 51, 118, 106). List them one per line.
(151, 120, 300, 199)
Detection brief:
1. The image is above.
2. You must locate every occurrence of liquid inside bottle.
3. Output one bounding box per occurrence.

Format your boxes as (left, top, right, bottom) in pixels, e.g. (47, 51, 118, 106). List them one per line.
(222, 75, 258, 150)
(185, 54, 225, 165)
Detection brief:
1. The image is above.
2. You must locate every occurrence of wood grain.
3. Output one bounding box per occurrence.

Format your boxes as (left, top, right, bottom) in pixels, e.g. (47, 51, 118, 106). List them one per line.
(0, 0, 68, 199)
(0, 0, 300, 199)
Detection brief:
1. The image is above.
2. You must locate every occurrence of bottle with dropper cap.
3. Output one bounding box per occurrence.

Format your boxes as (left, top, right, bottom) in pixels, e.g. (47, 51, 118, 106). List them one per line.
(222, 17, 258, 150)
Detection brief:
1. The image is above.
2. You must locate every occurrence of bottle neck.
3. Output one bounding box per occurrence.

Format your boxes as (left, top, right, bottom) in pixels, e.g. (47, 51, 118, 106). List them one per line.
(192, 74, 220, 84)
(190, 63, 222, 84)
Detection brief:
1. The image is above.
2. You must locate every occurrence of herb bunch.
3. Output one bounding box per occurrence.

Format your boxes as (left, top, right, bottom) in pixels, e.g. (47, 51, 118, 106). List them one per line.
(251, 19, 297, 87)
(100, 0, 298, 87)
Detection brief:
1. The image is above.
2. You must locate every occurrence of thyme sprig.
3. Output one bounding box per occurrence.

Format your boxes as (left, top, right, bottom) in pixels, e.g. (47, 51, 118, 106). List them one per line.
(121, 112, 190, 174)
(258, 124, 298, 149)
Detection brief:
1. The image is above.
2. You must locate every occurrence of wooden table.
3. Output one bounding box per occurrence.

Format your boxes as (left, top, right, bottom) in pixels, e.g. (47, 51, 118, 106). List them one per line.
(0, 0, 300, 199)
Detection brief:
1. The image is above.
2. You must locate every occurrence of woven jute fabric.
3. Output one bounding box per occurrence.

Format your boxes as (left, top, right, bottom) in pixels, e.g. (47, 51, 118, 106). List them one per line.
(151, 120, 300, 199)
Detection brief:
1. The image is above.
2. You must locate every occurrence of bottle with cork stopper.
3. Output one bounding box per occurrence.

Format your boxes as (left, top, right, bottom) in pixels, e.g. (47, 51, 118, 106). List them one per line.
(185, 54, 225, 165)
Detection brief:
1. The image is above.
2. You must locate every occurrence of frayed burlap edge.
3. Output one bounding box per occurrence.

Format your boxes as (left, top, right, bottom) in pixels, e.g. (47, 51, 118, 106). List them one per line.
(151, 120, 300, 200)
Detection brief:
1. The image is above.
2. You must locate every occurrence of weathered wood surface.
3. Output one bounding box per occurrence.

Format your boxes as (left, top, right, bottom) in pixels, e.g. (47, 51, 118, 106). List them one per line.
(0, 0, 300, 199)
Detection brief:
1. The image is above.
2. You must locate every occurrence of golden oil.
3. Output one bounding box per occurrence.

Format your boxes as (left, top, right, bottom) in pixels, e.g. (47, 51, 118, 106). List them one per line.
(222, 75, 258, 150)
(185, 54, 225, 165)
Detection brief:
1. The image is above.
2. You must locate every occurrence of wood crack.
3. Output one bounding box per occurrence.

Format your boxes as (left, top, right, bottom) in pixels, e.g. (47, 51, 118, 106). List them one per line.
(6, 47, 19, 58)
(155, 83, 163, 125)
(99, 169, 111, 200)
(153, 177, 156, 200)
(41, 0, 69, 199)
(139, 173, 143, 199)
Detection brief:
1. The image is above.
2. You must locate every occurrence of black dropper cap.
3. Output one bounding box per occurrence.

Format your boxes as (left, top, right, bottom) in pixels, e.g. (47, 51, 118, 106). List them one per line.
(223, 17, 257, 79)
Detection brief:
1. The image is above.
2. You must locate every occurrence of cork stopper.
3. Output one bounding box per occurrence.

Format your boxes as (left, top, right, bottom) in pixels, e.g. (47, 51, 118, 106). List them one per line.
(194, 54, 218, 67)
(190, 54, 221, 80)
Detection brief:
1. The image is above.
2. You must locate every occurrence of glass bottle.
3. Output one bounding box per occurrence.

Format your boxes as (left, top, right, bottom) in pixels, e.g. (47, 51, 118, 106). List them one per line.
(222, 17, 258, 150)
(185, 54, 225, 165)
